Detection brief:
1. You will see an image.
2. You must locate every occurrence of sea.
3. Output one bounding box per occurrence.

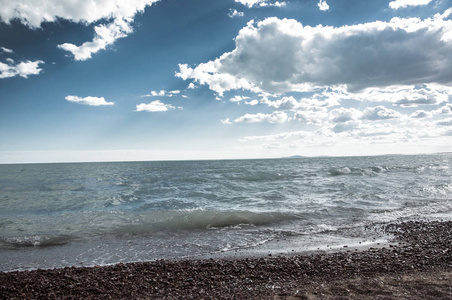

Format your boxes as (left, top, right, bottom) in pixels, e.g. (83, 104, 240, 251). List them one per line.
(1, 153, 451, 272)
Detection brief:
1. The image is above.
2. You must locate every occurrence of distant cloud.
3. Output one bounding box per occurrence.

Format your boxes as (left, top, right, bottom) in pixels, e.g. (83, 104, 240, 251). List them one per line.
(228, 9, 244, 18)
(0, 0, 159, 60)
(437, 118, 452, 126)
(361, 106, 402, 121)
(230, 95, 250, 102)
(65, 95, 114, 106)
(0, 46, 13, 53)
(330, 108, 362, 123)
(410, 110, 432, 118)
(142, 89, 181, 97)
(389, 0, 433, 10)
(234, 111, 289, 123)
(317, 0, 329, 11)
(234, 0, 286, 8)
(136, 100, 181, 112)
(0, 59, 44, 79)
(435, 104, 452, 115)
(246, 99, 259, 105)
(221, 118, 232, 124)
(177, 11, 452, 95)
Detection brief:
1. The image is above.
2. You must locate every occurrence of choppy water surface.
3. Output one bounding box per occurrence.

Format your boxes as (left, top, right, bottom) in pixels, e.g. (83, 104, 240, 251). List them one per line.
(1, 154, 451, 271)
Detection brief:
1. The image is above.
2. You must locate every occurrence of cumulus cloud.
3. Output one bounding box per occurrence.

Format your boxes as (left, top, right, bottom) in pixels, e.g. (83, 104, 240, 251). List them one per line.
(177, 12, 452, 95)
(0, 0, 157, 27)
(437, 118, 452, 126)
(65, 95, 114, 106)
(330, 107, 362, 123)
(228, 9, 244, 18)
(142, 89, 181, 97)
(332, 120, 361, 133)
(318, 0, 329, 11)
(0, 59, 44, 79)
(136, 100, 181, 112)
(410, 110, 432, 118)
(435, 103, 452, 114)
(315, 84, 452, 107)
(246, 99, 259, 105)
(234, 0, 286, 8)
(293, 109, 329, 125)
(234, 111, 289, 123)
(0, 0, 159, 60)
(221, 118, 232, 124)
(230, 95, 250, 102)
(262, 95, 339, 111)
(58, 18, 133, 61)
(389, 0, 433, 10)
(263, 96, 300, 110)
(361, 106, 402, 121)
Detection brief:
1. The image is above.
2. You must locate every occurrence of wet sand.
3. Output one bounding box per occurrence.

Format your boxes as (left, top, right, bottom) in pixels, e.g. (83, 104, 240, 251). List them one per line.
(1, 220, 451, 299)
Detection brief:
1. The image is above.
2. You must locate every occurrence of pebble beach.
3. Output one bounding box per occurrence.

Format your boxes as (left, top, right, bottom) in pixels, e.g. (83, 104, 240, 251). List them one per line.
(1, 220, 451, 299)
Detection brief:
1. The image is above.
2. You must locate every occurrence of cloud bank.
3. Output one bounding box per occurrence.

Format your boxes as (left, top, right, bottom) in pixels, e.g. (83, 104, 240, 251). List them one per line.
(177, 10, 452, 95)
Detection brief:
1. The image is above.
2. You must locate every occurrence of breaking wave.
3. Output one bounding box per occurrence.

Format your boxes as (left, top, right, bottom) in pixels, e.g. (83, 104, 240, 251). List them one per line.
(328, 166, 385, 176)
(0, 235, 76, 249)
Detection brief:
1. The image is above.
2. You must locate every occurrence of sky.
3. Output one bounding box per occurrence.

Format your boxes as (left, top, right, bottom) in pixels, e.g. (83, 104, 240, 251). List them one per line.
(0, 0, 451, 163)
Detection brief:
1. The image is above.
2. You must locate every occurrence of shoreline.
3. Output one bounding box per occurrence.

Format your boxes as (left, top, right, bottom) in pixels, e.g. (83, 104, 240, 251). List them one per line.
(1, 220, 451, 299)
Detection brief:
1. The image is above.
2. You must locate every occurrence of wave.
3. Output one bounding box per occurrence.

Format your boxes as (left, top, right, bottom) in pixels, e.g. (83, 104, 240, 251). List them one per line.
(112, 210, 302, 236)
(0, 234, 76, 249)
(328, 166, 385, 176)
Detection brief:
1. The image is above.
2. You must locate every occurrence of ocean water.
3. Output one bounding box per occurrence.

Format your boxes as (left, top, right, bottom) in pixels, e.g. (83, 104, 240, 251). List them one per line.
(1, 154, 451, 272)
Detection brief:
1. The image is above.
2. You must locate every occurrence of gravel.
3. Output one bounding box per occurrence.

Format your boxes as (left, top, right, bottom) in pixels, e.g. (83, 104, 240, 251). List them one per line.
(1, 220, 451, 299)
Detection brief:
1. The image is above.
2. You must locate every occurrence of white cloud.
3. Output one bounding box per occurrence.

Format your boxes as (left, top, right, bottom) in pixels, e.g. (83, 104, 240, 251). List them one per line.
(65, 95, 114, 106)
(262, 95, 339, 111)
(330, 107, 362, 123)
(437, 118, 452, 126)
(434, 103, 452, 115)
(143, 89, 181, 97)
(221, 118, 232, 124)
(177, 12, 452, 95)
(0, 46, 13, 53)
(136, 100, 181, 112)
(263, 96, 300, 110)
(234, 0, 286, 8)
(228, 9, 244, 18)
(317, 0, 329, 11)
(361, 106, 402, 121)
(316, 84, 452, 107)
(0, 59, 44, 79)
(0, 0, 159, 60)
(234, 111, 289, 123)
(58, 18, 133, 61)
(230, 95, 250, 102)
(410, 110, 432, 118)
(0, 0, 158, 28)
(293, 110, 329, 125)
(389, 0, 433, 10)
(246, 99, 259, 105)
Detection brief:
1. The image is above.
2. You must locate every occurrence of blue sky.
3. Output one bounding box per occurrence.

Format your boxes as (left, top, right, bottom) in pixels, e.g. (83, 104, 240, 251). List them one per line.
(0, 0, 451, 163)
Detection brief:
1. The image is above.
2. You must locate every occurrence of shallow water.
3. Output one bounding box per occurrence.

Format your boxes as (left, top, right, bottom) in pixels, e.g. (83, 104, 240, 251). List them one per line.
(1, 154, 451, 271)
